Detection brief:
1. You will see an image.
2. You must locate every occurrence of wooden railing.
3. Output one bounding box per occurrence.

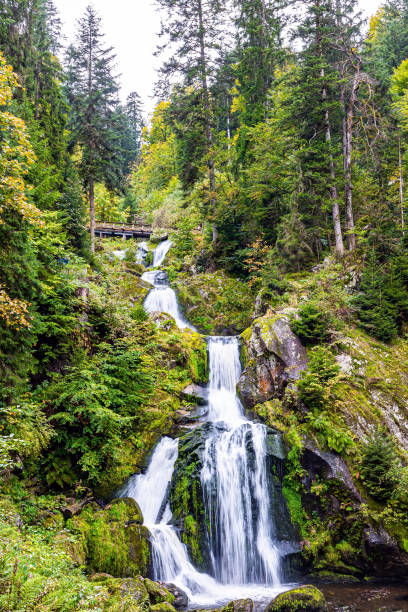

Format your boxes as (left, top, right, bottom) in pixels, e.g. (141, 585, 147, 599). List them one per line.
(94, 222, 152, 232)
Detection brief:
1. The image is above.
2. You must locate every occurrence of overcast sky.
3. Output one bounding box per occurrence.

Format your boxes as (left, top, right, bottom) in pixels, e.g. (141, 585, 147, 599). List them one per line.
(54, 0, 383, 117)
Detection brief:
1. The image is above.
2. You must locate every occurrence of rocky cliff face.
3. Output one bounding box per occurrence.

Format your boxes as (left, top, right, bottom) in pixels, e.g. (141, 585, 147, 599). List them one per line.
(238, 314, 308, 409)
(238, 307, 408, 580)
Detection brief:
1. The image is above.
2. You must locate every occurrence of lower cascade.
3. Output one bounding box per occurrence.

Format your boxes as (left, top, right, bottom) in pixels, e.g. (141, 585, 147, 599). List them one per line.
(122, 240, 295, 608)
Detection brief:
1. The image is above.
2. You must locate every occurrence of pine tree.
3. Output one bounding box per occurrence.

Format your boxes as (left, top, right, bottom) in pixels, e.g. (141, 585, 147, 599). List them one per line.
(126, 91, 144, 157)
(155, 0, 226, 243)
(234, 0, 283, 128)
(293, 0, 345, 256)
(65, 5, 123, 252)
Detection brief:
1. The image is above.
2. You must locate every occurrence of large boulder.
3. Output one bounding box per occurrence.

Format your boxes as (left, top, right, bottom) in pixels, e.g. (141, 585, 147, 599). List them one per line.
(66, 498, 151, 577)
(301, 439, 361, 502)
(161, 583, 189, 610)
(266, 585, 328, 612)
(363, 525, 408, 578)
(88, 574, 149, 611)
(238, 314, 308, 409)
(143, 578, 175, 605)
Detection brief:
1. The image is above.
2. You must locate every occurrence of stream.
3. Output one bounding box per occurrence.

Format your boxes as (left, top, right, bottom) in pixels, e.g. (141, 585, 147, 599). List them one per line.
(119, 238, 296, 609)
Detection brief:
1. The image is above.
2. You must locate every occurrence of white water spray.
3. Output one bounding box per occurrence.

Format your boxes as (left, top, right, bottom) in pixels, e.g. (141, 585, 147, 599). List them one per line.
(141, 242, 194, 330)
(201, 338, 281, 586)
(153, 239, 173, 267)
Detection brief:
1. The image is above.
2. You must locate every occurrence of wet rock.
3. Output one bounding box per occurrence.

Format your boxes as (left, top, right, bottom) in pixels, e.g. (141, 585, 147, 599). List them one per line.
(363, 525, 408, 578)
(221, 599, 254, 612)
(143, 578, 175, 605)
(170, 422, 299, 573)
(181, 383, 208, 405)
(266, 585, 328, 612)
(238, 314, 308, 409)
(174, 405, 208, 424)
(301, 439, 361, 502)
(162, 583, 189, 609)
(150, 603, 177, 612)
(150, 312, 177, 330)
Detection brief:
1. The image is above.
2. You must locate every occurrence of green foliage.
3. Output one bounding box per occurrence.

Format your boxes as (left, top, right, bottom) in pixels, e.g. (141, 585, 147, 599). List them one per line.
(67, 499, 150, 577)
(353, 253, 408, 342)
(0, 499, 107, 610)
(37, 340, 156, 486)
(291, 302, 331, 345)
(360, 430, 398, 502)
(298, 347, 340, 411)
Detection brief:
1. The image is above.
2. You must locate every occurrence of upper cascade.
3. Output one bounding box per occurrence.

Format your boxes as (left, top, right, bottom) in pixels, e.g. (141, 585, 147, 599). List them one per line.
(153, 239, 173, 267)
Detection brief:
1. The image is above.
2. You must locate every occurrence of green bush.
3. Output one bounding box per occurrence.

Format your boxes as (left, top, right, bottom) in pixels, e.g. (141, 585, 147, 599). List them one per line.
(354, 252, 408, 342)
(298, 346, 340, 411)
(291, 302, 331, 345)
(36, 340, 156, 487)
(360, 430, 398, 502)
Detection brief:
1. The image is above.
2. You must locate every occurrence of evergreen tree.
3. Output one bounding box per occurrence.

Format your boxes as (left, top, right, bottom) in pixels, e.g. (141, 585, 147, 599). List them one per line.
(126, 91, 144, 158)
(65, 5, 123, 252)
(360, 430, 398, 502)
(293, 0, 345, 256)
(155, 0, 226, 242)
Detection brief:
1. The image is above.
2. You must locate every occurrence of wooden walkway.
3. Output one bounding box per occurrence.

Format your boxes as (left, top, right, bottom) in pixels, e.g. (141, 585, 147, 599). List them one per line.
(93, 222, 159, 239)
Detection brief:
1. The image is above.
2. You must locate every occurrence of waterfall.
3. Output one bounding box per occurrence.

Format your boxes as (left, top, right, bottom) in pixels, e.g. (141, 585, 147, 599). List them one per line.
(153, 239, 173, 267)
(201, 337, 281, 586)
(141, 249, 194, 330)
(120, 437, 178, 524)
(122, 240, 289, 609)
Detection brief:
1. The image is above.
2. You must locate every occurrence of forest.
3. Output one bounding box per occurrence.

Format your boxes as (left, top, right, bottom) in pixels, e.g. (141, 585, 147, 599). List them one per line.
(2, 0, 408, 610)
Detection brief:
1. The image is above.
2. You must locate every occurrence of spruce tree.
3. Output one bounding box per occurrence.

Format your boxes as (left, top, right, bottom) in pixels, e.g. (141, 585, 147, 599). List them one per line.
(293, 0, 345, 255)
(155, 0, 226, 243)
(65, 5, 122, 251)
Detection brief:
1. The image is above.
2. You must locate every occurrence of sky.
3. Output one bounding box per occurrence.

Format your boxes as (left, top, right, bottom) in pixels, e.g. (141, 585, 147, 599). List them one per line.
(54, 0, 383, 117)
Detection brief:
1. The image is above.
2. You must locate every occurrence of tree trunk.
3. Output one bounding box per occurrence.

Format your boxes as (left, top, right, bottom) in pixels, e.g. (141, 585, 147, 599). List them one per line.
(197, 0, 217, 243)
(343, 61, 360, 251)
(322, 72, 345, 256)
(34, 60, 40, 120)
(89, 176, 95, 253)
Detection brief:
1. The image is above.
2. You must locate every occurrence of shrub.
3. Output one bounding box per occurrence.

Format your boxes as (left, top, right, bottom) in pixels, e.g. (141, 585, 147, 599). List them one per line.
(360, 430, 398, 502)
(291, 302, 331, 345)
(298, 347, 340, 411)
(354, 252, 408, 342)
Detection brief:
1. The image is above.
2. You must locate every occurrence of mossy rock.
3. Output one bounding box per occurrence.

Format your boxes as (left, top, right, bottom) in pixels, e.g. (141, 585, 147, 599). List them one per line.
(221, 599, 254, 612)
(266, 585, 328, 612)
(143, 578, 175, 605)
(98, 576, 150, 611)
(94, 442, 146, 498)
(67, 499, 150, 577)
(52, 531, 87, 567)
(149, 603, 177, 612)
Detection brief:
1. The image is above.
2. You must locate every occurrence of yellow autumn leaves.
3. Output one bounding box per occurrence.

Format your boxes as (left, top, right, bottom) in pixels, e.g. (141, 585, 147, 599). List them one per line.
(0, 52, 42, 328)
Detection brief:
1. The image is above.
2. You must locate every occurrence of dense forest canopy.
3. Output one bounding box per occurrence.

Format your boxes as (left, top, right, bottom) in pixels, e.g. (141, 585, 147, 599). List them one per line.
(3, 0, 408, 609)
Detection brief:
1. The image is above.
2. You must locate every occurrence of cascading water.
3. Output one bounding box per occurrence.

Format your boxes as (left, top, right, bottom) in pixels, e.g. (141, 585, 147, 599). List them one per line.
(122, 240, 292, 608)
(141, 239, 194, 330)
(201, 337, 281, 587)
(153, 239, 173, 267)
